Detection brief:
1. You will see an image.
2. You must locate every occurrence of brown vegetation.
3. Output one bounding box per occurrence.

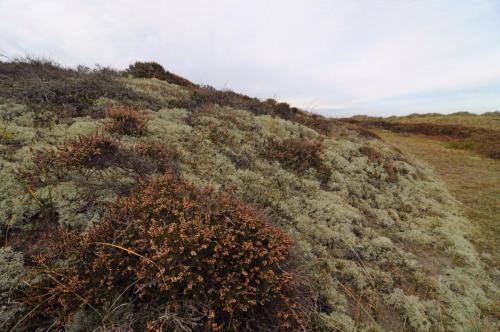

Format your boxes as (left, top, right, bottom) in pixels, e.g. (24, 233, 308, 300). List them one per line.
(134, 140, 182, 174)
(0, 58, 158, 117)
(106, 106, 148, 136)
(128, 61, 196, 87)
(15, 175, 306, 331)
(267, 137, 331, 183)
(41, 132, 119, 171)
(345, 117, 500, 159)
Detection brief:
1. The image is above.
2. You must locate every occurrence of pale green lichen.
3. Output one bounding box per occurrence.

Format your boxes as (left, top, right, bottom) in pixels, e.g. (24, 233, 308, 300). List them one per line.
(0, 80, 497, 331)
(0, 247, 24, 329)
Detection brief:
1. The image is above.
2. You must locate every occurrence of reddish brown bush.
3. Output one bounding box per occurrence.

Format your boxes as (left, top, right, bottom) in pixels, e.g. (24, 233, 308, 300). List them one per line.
(293, 112, 335, 135)
(267, 137, 331, 183)
(134, 140, 182, 174)
(18, 175, 305, 331)
(55, 132, 119, 170)
(105, 106, 148, 136)
(340, 118, 476, 138)
(28, 133, 119, 180)
(458, 130, 500, 160)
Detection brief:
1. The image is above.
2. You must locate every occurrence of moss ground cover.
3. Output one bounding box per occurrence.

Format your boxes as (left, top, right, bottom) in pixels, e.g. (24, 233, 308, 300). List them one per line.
(0, 59, 497, 331)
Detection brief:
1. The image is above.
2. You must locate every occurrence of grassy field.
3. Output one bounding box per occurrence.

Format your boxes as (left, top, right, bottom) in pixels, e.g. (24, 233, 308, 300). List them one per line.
(347, 112, 500, 324)
(352, 112, 500, 130)
(384, 112, 500, 130)
(376, 129, 500, 323)
(344, 112, 500, 160)
(377, 131, 500, 269)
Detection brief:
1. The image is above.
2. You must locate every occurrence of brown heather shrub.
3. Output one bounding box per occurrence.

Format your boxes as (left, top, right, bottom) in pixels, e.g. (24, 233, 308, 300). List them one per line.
(134, 140, 182, 174)
(382, 160, 399, 183)
(128, 61, 195, 87)
(0, 58, 160, 117)
(16, 175, 306, 331)
(106, 106, 148, 136)
(30, 133, 120, 178)
(267, 137, 331, 183)
(293, 113, 335, 135)
(53, 132, 119, 170)
(15, 133, 121, 190)
(458, 130, 500, 160)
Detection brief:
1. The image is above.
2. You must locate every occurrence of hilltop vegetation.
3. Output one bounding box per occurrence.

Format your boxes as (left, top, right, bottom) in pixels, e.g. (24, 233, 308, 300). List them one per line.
(0, 59, 498, 331)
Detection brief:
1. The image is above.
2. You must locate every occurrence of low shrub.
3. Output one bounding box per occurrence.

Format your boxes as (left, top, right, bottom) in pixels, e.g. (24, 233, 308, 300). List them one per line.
(0, 58, 158, 117)
(15, 133, 122, 190)
(128, 61, 195, 87)
(267, 137, 331, 183)
(30, 133, 119, 179)
(55, 132, 119, 170)
(16, 175, 305, 331)
(383, 160, 399, 183)
(294, 113, 335, 135)
(106, 106, 148, 136)
(340, 118, 476, 138)
(134, 140, 182, 174)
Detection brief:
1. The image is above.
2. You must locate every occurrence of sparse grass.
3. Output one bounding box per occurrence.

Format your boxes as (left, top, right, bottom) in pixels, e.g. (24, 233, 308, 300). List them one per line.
(377, 130, 500, 273)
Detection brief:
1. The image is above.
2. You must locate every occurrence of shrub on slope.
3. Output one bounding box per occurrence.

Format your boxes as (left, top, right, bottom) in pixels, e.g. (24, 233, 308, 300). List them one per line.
(105, 106, 148, 136)
(128, 61, 196, 87)
(0, 57, 158, 117)
(267, 137, 331, 184)
(15, 175, 306, 331)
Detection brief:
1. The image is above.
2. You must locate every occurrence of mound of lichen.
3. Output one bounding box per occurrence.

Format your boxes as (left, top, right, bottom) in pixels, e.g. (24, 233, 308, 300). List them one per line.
(0, 60, 498, 331)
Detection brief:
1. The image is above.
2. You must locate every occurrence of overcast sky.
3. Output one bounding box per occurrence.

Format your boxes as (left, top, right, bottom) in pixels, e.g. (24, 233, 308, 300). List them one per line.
(1, 0, 499, 117)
